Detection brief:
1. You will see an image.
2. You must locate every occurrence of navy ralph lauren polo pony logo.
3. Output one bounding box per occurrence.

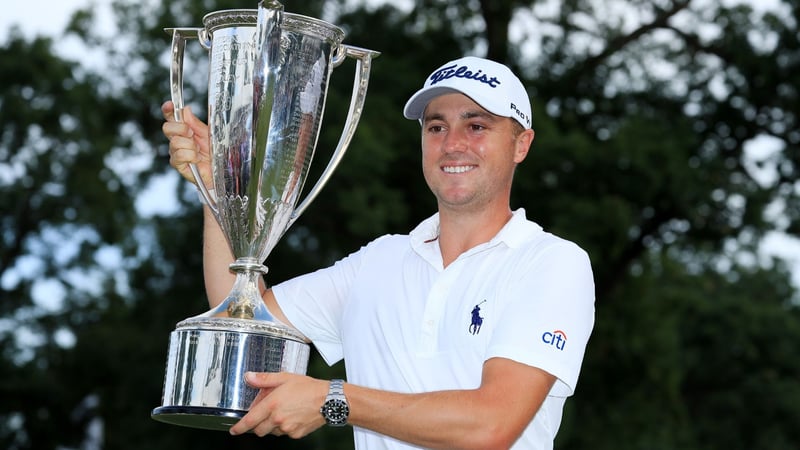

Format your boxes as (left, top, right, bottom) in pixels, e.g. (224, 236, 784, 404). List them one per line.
(429, 64, 502, 89)
(469, 300, 486, 335)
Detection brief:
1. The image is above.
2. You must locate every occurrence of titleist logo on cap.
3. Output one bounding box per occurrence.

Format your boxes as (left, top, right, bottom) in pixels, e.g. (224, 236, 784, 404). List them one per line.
(429, 64, 502, 88)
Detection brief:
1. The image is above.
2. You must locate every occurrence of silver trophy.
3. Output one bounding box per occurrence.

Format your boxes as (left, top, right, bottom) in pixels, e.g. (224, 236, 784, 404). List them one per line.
(151, 1, 379, 431)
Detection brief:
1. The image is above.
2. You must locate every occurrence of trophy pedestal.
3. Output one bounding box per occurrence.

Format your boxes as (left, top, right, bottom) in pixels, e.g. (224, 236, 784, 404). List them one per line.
(151, 317, 310, 431)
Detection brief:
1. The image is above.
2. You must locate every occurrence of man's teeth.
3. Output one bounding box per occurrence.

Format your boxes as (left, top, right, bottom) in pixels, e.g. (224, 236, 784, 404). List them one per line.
(443, 165, 474, 173)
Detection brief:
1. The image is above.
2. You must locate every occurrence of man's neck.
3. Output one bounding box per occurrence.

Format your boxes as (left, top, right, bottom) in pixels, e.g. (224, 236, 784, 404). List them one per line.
(437, 205, 513, 268)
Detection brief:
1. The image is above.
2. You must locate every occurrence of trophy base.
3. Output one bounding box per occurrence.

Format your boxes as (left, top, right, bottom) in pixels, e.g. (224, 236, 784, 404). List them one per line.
(152, 317, 310, 431)
(151, 405, 245, 431)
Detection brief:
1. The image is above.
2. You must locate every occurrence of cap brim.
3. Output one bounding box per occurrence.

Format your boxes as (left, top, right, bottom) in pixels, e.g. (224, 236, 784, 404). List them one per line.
(403, 86, 461, 120)
(403, 86, 516, 125)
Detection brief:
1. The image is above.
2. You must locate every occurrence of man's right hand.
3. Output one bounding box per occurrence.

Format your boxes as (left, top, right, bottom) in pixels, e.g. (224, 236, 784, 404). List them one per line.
(161, 100, 213, 188)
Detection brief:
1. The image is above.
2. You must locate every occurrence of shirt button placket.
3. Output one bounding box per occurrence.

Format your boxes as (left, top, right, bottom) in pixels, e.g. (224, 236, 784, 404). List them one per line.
(418, 268, 456, 354)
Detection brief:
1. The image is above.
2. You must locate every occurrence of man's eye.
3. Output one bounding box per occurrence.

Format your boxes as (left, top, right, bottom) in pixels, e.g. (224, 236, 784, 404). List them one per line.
(428, 125, 444, 133)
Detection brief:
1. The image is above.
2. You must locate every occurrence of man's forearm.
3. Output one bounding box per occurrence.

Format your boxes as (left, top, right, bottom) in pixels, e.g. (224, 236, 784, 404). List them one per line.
(347, 384, 500, 449)
(346, 358, 555, 450)
(202, 205, 237, 308)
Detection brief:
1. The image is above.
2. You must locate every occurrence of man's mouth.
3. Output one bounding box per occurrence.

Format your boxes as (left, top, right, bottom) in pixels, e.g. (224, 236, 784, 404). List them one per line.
(442, 165, 477, 174)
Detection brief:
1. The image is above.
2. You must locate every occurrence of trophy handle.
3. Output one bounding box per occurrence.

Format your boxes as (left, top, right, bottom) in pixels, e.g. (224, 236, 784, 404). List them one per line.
(289, 45, 381, 226)
(166, 27, 219, 216)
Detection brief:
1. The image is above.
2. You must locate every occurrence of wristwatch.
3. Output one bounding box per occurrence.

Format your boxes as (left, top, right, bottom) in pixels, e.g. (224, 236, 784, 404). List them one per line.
(320, 379, 349, 426)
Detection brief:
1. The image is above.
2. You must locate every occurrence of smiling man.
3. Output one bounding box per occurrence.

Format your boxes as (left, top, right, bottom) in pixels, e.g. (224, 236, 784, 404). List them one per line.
(162, 55, 596, 450)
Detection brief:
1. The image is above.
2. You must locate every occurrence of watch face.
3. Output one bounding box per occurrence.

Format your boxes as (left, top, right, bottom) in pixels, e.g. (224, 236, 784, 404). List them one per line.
(322, 399, 349, 425)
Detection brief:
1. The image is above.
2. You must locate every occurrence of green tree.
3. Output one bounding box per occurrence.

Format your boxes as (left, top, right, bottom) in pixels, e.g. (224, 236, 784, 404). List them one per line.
(1, 0, 798, 449)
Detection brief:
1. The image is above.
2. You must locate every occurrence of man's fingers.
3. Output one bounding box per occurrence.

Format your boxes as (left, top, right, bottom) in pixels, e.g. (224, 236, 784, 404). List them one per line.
(161, 100, 213, 186)
(162, 122, 193, 142)
(183, 108, 210, 143)
(254, 421, 277, 437)
(166, 132, 207, 184)
(230, 403, 272, 436)
(161, 101, 174, 121)
(161, 100, 186, 122)
(169, 148, 200, 167)
(244, 371, 285, 389)
(227, 373, 286, 436)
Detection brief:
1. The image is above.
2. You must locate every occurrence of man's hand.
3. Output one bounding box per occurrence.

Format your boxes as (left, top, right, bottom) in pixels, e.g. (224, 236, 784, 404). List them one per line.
(229, 372, 329, 438)
(161, 100, 212, 187)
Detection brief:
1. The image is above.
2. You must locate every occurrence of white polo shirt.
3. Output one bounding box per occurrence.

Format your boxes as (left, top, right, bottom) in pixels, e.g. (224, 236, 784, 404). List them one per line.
(273, 209, 595, 450)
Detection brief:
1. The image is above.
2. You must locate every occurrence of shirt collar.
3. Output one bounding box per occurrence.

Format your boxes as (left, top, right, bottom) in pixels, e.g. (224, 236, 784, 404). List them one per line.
(410, 208, 543, 255)
(497, 208, 543, 248)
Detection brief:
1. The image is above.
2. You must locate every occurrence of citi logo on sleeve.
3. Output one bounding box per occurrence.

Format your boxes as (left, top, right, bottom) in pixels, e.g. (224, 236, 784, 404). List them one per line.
(541, 330, 567, 350)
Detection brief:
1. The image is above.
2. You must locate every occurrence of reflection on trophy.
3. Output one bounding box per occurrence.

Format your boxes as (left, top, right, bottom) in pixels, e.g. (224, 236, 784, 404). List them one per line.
(151, 0, 379, 431)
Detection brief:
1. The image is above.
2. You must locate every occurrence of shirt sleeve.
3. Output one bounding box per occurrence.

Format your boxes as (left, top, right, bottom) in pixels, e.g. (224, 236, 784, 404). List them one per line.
(271, 236, 392, 366)
(486, 239, 595, 397)
(271, 248, 361, 366)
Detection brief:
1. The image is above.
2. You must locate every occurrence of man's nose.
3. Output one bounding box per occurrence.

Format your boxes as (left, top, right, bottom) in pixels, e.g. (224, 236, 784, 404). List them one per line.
(442, 127, 467, 153)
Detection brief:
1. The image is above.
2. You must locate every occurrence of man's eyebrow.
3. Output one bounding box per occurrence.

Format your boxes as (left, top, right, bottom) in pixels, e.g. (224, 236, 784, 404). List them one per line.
(422, 109, 496, 123)
(461, 110, 495, 121)
(422, 112, 445, 123)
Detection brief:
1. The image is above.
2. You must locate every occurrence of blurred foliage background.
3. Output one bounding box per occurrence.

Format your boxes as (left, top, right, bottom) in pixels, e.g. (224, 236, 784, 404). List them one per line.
(1, 0, 799, 448)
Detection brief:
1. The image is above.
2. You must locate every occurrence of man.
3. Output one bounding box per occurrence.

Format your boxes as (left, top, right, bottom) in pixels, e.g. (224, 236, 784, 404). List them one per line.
(162, 56, 595, 449)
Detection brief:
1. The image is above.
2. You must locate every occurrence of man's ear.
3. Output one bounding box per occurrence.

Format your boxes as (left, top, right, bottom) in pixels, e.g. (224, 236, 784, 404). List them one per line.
(513, 129, 535, 164)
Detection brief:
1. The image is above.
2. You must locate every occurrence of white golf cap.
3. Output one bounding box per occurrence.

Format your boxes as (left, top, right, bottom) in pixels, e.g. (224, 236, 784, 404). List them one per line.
(403, 56, 532, 129)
